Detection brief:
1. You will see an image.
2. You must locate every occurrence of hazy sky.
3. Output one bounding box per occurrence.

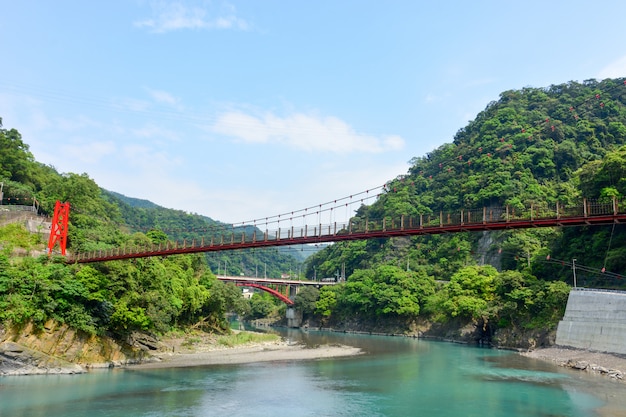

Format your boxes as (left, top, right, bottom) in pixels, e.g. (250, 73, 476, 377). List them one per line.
(2, 1, 625, 223)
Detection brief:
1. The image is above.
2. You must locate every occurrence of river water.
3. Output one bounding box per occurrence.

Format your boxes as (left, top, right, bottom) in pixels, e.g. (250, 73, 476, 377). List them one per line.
(1, 329, 625, 417)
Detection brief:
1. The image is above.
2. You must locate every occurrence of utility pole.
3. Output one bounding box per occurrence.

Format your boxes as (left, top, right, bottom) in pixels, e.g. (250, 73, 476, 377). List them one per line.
(572, 259, 577, 289)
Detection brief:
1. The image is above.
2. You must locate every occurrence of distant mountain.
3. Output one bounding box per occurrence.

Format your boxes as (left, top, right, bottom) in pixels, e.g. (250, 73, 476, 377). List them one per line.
(102, 190, 320, 263)
(104, 190, 160, 209)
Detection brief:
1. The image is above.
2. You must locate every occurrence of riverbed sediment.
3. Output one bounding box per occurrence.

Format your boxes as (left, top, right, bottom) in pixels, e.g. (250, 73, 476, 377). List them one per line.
(128, 340, 362, 370)
(521, 346, 626, 381)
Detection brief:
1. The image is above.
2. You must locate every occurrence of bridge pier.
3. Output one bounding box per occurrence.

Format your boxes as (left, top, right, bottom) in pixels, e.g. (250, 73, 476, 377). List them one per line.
(286, 307, 302, 328)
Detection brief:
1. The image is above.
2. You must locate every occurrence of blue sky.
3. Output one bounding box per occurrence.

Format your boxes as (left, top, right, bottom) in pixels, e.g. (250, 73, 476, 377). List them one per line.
(2, 1, 626, 224)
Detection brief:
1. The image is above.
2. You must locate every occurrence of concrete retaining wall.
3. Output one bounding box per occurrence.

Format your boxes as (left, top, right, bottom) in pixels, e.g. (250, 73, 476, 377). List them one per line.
(556, 289, 626, 354)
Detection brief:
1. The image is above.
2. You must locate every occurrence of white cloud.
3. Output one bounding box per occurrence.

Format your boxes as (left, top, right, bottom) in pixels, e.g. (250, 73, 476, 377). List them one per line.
(424, 93, 442, 103)
(94, 167, 205, 213)
(111, 89, 184, 118)
(597, 56, 626, 79)
(0, 92, 49, 132)
(121, 144, 182, 170)
(131, 123, 181, 141)
(134, 1, 249, 33)
(211, 111, 405, 153)
(56, 115, 101, 132)
(113, 97, 152, 113)
(148, 89, 180, 107)
(60, 140, 117, 165)
(212, 160, 407, 224)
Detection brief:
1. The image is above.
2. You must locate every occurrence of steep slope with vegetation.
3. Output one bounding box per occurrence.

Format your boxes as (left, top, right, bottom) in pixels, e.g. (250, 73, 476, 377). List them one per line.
(0, 117, 289, 347)
(302, 78, 626, 344)
(103, 190, 305, 277)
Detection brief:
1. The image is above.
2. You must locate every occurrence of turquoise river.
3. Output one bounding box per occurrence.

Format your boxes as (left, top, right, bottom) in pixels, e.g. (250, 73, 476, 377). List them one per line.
(1, 329, 625, 417)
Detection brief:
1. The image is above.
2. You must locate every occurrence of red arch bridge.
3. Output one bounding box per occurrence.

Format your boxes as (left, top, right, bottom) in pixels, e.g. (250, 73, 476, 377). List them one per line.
(217, 275, 336, 305)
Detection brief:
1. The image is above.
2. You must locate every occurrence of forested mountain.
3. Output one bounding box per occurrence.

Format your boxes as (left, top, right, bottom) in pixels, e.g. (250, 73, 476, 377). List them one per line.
(102, 190, 304, 276)
(105, 190, 160, 209)
(2, 78, 626, 342)
(303, 78, 626, 335)
(307, 78, 626, 283)
(0, 116, 299, 335)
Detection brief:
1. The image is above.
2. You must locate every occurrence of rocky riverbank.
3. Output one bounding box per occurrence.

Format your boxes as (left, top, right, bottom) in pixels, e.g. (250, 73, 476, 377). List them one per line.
(0, 341, 85, 375)
(0, 321, 152, 376)
(0, 322, 362, 376)
(522, 346, 626, 381)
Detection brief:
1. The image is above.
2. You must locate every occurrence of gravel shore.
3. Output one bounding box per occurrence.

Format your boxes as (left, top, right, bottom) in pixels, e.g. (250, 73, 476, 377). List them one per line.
(521, 346, 626, 381)
(128, 341, 362, 370)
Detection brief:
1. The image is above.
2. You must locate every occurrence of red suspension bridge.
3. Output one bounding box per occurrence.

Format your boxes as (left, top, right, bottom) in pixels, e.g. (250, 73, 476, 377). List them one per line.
(50, 195, 626, 264)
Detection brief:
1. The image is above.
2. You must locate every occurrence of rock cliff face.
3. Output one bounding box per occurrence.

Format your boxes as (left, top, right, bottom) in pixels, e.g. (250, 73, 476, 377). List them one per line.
(0, 320, 148, 376)
(302, 315, 552, 350)
(490, 327, 556, 351)
(0, 341, 84, 375)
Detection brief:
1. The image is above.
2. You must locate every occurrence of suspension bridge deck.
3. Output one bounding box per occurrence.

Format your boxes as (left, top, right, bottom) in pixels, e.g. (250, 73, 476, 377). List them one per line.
(67, 199, 626, 263)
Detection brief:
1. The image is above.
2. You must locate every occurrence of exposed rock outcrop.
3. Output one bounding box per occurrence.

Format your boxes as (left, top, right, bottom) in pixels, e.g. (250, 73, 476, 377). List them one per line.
(0, 341, 84, 375)
(491, 327, 556, 351)
(0, 320, 149, 375)
(303, 315, 551, 350)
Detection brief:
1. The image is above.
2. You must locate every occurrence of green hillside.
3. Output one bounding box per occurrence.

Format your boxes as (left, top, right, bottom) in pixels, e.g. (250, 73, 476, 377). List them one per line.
(0, 116, 296, 336)
(304, 78, 626, 335)
(2, 78, 626, 341)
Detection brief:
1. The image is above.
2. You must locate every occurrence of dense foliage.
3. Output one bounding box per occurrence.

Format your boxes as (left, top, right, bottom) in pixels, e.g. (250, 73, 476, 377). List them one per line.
(0, 117, 291, 336)
(103, 190, 305, 279)
(2, 78, 626, 340)
(306, 78, 626, 332)
(0, 242, 254, 335)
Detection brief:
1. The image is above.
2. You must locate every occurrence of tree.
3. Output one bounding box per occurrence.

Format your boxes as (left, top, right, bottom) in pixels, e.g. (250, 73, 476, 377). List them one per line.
(293, 286, 320, 319)
(316, 286, 340, 317)
(430, 265, 498, 320)
(0, 123, 36, 185)
(246, 292, 276, 320)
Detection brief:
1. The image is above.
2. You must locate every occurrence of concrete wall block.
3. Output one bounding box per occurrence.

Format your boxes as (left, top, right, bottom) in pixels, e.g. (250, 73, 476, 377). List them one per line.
(556, 290, 626, 354)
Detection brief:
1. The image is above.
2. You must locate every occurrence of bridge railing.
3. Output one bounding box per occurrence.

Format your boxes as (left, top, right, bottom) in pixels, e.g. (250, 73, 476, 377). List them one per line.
(69, 198, 625, 262)
(0, 204, 37, 213)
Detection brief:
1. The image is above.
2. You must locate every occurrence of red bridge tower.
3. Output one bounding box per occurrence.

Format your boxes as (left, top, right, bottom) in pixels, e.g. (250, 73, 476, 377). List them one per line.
(47, 201, 70, 256)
